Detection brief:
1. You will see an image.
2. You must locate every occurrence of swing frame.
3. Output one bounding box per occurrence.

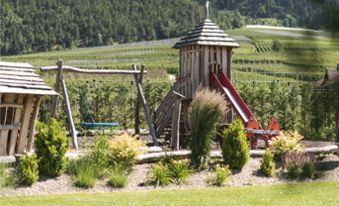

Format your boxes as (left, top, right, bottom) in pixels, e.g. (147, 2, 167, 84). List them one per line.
(41, 60, 158, 149)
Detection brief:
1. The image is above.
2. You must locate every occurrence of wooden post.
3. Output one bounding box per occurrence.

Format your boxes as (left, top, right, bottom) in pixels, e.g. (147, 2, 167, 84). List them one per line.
(0, 94, 15, 156)
(26, 96, 42, 151)
(61, 76, 78, 149)
(50, 59, 63, 118)
(226, 47, 233, 123)
(171, 91, 185, 151)
(17, 95, 34, 153)
(8, 95, 24, 155)
(134, 65, 144, 135)
(132, 64, 158, 146)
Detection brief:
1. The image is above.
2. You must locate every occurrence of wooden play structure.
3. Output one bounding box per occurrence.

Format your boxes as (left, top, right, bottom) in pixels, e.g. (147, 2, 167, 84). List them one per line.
(41, 61, 158, 149)
(154, 2, 280, 149)
(0, 61, 57, 156)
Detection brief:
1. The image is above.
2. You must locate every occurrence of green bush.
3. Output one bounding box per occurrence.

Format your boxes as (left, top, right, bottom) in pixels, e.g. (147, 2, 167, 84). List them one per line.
(0, 164, 16, 188)
(108, 170, 128, 188)
(109, 134, 145, 172)
(301, 161, 316, 179)
(17, 153, 39, 186)
(271, 131, 303, 161)
(35, 119, 69, 177)
(72, 159, 96, 188)
(189, 88, 227, 170)
(221, 119, 250, 170)
(286, 163, 301, 179)
(211, 165, 230, 187)
(260, 149, 275, 177)
(283, 152, 316, 179)
(150, 163, 172, 187)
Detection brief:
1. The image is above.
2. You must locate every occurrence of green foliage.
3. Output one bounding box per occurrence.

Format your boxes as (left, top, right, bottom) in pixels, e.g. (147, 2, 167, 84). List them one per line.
(189, 88, 227, 170)
(271, 131, 303, 160)
(109, 134, 145, 172)
(0, 164, 16, 188)
(17, 153, 39, 186)
(221, 119, 250, 170)
(260, 150, 275, 177)
(108, 169, 128, 188)
(35, 119, 69, 177)
(283, 152, 316, 179)
(272, 40, 283, 52)
(72, 158, 97, 188)
(90, 136, 111, 170)
(211, 165, 231, 187)
(161, 158, 192, 184)
(150, 163, 172, 187)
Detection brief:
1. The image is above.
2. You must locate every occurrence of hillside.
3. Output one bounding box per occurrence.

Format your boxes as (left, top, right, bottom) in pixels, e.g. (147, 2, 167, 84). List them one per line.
(0, 0, 330, 55)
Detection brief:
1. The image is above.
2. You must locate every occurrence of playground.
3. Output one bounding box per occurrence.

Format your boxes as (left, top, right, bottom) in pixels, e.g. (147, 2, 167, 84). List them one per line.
(0, 2, 338, 204)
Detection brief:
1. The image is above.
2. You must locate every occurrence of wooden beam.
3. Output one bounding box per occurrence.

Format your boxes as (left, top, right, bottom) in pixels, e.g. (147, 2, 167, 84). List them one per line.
(17, 95, 34, 153)
(133, 64, 158, 146)
(0, 94, 15, 156)
(0, 103, 24, 109)
(61, 76, 78, 149)
(171, 93, 184, 151)
(134, 65, 145, 135)
(26, 96, 42, 152)
(8, 95, 24, 155)
(50, 59, 63, 118)
(41, 65, 146, 75)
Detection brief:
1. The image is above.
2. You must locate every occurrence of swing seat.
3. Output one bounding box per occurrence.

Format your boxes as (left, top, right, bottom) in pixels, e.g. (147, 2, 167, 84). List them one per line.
(80, 122, 119, 129)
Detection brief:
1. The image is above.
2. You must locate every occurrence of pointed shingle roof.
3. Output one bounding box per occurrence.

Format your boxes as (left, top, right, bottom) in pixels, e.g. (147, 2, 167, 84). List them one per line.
(174, 19, 240, 48)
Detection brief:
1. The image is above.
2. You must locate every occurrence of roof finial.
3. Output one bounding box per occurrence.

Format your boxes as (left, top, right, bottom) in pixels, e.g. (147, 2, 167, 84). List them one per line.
(205, 1, 209, 19)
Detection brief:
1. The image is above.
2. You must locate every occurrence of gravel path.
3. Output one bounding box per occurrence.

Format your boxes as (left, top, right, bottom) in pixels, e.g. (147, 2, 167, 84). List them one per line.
(1, 154, 338, 197)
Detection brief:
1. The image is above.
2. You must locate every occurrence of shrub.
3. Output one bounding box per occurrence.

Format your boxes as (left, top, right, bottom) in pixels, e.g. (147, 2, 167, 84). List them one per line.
(164, 158, 191, 184)
(72, 158, 96, 188)
(91, 136, 111, 168)
(17, 153, 39, 186)
(109, 134, 145, 172)
(221, 119, 250, 170)
(0, 164, 16, 188)
(189, 88, 227, 170)
(211, 165, 230, 187)
(150, 163, 172, 187)
(283, 151, 316, 179)
(260, 149, 275, 177)
(35, 119, 69, 177)
(272, 131, 303, 161)
(272, 39, 283, 51)
(108, 169, 128, 188)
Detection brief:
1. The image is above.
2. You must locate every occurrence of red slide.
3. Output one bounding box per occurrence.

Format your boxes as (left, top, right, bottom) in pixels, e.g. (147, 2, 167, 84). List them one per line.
(210, 71, 280, 148)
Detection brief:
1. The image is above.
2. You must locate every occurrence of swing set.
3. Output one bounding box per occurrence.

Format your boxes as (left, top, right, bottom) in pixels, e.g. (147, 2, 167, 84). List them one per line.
(41, 60, 158, 149)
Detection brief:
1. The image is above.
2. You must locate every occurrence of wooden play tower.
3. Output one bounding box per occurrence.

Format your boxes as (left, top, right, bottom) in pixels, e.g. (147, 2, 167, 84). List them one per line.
(154, 1, 280, 150)
(153, 2, 239, 149)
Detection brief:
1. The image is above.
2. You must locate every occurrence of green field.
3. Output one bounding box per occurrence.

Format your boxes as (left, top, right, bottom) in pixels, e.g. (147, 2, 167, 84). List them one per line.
(1, 27, 338, 83)
(0, 182, 338, 206)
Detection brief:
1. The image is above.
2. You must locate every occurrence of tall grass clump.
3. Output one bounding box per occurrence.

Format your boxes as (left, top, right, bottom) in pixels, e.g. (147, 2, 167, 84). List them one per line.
(189, 88, 227, 170)
(71, 158, 97, 188)
(35, 119, 69, 177)
(0, 164, 16, 188)
(211, 164, 231, 187)
(222, 119, 250, 170)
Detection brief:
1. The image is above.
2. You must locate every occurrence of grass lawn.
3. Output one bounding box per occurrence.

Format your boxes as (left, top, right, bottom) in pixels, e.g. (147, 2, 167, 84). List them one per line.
(0, 182, 338, 206)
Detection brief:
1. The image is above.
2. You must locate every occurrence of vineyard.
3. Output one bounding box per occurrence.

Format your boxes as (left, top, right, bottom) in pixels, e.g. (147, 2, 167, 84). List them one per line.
(1, 27, 338, 141)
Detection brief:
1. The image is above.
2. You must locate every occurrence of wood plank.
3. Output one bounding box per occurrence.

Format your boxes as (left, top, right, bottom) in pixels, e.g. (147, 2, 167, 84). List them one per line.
(0, 74, 44, 82)
(155, 107, 174, 137)
(26, 96, 41, 152)
(0, 67, 35, 72)
(0, 124, 21, 130)
(0, 78, 46, 85)
(61, 77, 78, 149)
(171, 97, 182, 151)
(216, 47, 221, 68)
(8, 95, 24, 155)
(226, 47, 232, 80)
(203, 47, 209, 86)
(133, 65, 158, 146)
(0, 70, 39, 77)
(0, 86, 57, 95)
(222, 47, 227, 75)
(195, 49, 200, 92)
(0, 82, 51, 90)
(16, 95, 34, 153)
(41, 65, 146, 75)
(0, 94, 15, 156)
(50, 60, 63, 118)
(0, 103, 23, 109)
(134, 65, 145, 135)
(0, 61, 34, 68)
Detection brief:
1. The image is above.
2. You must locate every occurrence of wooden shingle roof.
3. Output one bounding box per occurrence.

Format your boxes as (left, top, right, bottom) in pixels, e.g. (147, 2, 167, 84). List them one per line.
(0, 61, 57, 95)
(174, 19, 240, 48)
